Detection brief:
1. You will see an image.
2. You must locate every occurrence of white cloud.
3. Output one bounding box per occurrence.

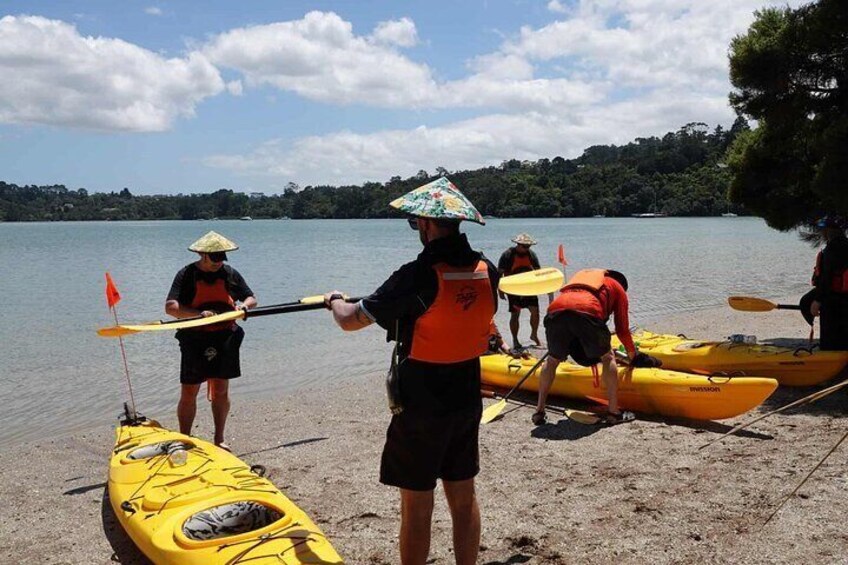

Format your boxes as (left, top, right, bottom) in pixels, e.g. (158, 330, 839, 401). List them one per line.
(202, 1, 808, 187)
(0, 15, 224, 132)
(203, 11, 437, 107)
(201, 11, 604, 113)
(370, 17, 418, 47)
(202, 88, 732, 186)
(547, 1, 569, 14)
(226, 80, 243, 96)
(144, 6, 163, 16)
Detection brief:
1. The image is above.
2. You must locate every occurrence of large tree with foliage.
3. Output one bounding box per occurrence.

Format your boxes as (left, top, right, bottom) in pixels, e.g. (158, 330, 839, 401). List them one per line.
(727, 0, 847, 230)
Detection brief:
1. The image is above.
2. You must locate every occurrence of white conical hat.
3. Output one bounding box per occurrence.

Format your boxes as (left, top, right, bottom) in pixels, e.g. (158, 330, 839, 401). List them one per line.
(188, 231, 239, 253)
(511, 233, 537, 245)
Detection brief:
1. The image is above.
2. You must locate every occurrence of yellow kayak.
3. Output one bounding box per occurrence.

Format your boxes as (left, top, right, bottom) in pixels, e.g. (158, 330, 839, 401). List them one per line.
(613, 329, 848, 387)
(108, 417, 343, 564)
(480, 354, 777, 420)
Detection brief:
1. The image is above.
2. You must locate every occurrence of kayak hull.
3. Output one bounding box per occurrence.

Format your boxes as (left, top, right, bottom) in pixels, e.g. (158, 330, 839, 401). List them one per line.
(108, 420, 343, 565)
(614, 330, 848, 387)
(480, 354, 778, 420)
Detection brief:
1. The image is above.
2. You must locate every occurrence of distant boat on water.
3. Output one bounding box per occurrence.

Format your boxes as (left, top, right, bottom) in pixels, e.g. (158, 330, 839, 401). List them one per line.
(721, 212, 738, 217)
(631, 212, 667, 218)
(240, 216, 253, 221)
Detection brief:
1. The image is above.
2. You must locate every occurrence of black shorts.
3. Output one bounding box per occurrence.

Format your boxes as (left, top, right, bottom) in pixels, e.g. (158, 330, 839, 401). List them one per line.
(176, 325, 245, 385)
(544, 310, 611, 366)
(380, 405, 482, 491)
(820, 296, 848, 351)
(507, 294, 539, 312)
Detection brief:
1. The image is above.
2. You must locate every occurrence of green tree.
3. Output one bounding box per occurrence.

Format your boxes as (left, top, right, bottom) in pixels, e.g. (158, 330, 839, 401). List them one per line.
(727, 0, 848, 230)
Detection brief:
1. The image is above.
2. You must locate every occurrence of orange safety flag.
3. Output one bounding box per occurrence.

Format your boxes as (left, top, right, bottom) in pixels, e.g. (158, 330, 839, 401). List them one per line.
(557, 244, 568, 266)
(105, 272, 121, 308)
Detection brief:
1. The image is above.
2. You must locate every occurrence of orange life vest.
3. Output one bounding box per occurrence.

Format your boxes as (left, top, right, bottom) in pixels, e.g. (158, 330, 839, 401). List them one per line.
(408, 261, 495, 363)
(812, 250, 848, 293)
(548, 269, 611, 319)
(507, 250, 533, 275)
(190, 276, 236, 331)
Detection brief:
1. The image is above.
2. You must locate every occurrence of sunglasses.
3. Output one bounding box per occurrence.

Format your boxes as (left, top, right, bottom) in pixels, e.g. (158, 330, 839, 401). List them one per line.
(407, 217, 419, 230)
(207, 252, 227, 262)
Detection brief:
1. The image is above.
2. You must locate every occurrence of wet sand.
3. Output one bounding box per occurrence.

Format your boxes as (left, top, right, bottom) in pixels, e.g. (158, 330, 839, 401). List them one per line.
(1, 301, 847, 564)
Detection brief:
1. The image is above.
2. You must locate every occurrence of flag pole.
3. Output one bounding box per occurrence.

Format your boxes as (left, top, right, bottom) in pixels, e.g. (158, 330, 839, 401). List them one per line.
(106, 273, 137, 420)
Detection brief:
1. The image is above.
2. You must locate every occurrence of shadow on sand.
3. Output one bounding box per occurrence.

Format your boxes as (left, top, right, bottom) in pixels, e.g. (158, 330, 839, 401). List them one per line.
(236, 436, 329, 458)
(101, 487, 150, 564)
(483, 554, 533, 565)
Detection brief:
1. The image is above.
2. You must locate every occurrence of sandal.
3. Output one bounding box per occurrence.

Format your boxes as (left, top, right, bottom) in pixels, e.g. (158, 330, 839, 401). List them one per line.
(531, 410, 547, 426)
(598, 411, 635, 426)
(216, 442, 232, 452)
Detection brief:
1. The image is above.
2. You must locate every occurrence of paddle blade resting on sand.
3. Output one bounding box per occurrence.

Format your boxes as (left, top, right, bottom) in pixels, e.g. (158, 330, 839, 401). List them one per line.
(499, 267, 563, 297)
(481, 353, 549, 424)
(481, 399, 508, 424)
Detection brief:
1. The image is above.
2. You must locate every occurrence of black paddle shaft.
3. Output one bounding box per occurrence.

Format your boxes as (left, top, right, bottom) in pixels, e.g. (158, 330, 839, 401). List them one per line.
(157, 296, 363, 324)
(246, 297, 363, 318)
(500, 353, 550, 403)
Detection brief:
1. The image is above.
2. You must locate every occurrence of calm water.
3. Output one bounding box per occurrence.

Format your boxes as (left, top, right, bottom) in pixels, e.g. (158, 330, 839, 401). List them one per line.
(0, 218, 813, 448)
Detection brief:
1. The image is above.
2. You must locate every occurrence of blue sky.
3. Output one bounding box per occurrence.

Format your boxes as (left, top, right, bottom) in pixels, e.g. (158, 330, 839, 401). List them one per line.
(0, 0, 802, 194)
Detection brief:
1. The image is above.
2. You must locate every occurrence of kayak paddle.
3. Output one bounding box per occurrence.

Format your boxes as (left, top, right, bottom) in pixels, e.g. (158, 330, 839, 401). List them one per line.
(98, 295, 362, 338)
(480, 389, 600, 425)
(699, 376, 848, 450)
(727, 296, 801, 312)
(498, 267, 564, 297)
(481, 353, 549, 424)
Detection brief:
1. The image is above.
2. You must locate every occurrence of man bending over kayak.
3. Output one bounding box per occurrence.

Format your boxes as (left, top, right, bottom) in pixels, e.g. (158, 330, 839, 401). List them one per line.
(324, 177, 498, 565)
(534, 269, 656, 426)
(165, 231, 256, 449)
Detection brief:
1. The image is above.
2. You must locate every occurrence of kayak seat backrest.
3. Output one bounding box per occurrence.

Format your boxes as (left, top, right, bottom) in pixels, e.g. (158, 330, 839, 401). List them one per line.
(672, 342, 708, 352)
(182, 501, 284, 540)
(127, 440, 190, 460)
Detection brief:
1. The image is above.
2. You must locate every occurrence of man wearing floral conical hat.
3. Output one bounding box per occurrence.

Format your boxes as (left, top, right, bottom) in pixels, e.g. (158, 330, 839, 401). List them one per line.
(165, 231, 257, 450)
(324, 177, 498, 564)
(498, 232, 548, 350)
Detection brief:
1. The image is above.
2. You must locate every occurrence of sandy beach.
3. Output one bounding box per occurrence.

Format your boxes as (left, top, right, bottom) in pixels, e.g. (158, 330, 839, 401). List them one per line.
(1, 301, 847, 564)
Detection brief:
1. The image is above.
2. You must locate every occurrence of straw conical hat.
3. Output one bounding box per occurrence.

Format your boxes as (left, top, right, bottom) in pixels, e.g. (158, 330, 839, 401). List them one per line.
(389, 177, 485, 225)
(511, 233, 537, 246)
(188, 231, 239, 253)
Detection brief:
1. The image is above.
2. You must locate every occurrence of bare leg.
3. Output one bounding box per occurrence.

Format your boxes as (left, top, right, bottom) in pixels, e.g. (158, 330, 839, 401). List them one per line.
(600, 351, 619, 414)
(178, 383, 201, 436)
(399, 488, 434, 565)
(509, 309, 521, 348)
(209, 378, 230, 446)
(529, 306, 541, 345)
(443, 479, 480, 565)
(535, 356, 560, 413)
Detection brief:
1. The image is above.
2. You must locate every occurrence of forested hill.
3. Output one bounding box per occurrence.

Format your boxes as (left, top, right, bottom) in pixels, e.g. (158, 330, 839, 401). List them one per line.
(0, 120, 749, 222)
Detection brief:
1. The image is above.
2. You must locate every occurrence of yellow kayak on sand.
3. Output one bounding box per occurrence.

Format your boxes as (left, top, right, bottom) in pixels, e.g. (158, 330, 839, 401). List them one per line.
(480, 354, 778, 421)
(613, 329, 848, 387)
(108, 417, 343, 565)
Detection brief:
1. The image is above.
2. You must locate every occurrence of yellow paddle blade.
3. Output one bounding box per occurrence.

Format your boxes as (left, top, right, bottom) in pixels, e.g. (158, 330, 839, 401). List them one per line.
(97, 325, 142, 338)
(499, 267, 564, 297)
(728, 296, 777, 312)
(564, 409, 601, 425)
(97, 310, 245, 338)
(481, 400, 507, 424)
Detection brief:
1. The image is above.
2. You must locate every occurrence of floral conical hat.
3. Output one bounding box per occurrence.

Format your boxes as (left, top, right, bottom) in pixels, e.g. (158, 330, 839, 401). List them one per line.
(389, 177, 485, 225)
(188, 231, 239, 253)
